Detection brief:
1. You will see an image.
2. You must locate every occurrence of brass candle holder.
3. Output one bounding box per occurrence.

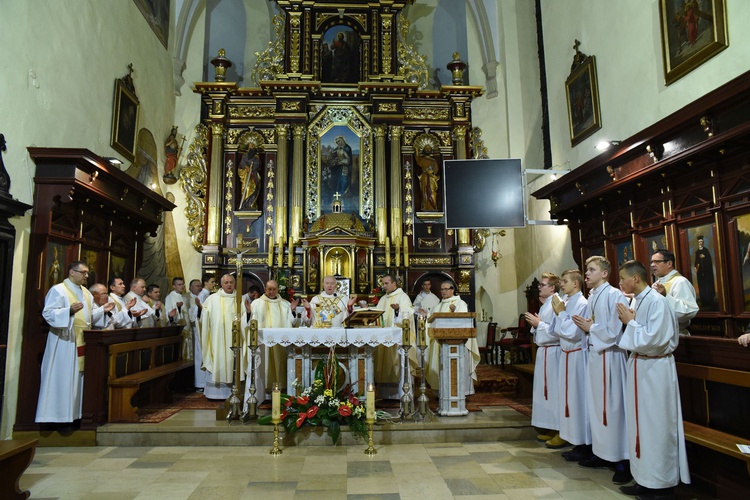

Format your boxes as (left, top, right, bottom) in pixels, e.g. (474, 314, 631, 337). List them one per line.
(364, 421, 377, 456)
(269, 422, 283, 455)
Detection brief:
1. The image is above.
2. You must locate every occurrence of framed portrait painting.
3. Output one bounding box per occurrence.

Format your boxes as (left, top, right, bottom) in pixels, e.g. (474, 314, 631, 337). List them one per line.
(659, 0, 728, 85)
(565, 55, 602, 147)
(615, 240, 634, 269)
(110, 78, 140, 162)
(685, 223, 720, 311)
(734, 213, 750, 312)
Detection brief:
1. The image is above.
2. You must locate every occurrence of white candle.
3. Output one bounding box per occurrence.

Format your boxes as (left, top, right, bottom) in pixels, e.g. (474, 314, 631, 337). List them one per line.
(385, 237, 391, 268)
(402, 322, 409, 347)
(366, 383, 375, 422)
(277, 236, 284, 267)
(268, 236, 274, 267)
(287, 236, 294, 268)
(272, 383, 281, 422)
(403, 236, 409, 267)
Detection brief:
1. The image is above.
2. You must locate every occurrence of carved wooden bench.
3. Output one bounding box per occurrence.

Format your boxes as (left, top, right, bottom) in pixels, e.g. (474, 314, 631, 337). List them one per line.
(0, 438, 38, 499)
(676, 362, 750, 475)
(108, 335, 193, 423)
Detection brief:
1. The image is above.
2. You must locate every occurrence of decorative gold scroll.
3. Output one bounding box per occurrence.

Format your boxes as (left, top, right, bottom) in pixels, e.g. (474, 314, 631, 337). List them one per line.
(179, 123, 209, 251)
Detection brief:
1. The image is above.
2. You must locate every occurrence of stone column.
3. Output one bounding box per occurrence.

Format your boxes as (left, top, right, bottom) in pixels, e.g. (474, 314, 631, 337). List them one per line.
(206, 122, 225, 247)
(291, 124, 305, 243)
(374, 124, 388, 244)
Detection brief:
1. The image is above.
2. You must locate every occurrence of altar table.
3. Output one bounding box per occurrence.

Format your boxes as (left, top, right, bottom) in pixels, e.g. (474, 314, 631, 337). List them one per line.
(260, 327, 401, 395)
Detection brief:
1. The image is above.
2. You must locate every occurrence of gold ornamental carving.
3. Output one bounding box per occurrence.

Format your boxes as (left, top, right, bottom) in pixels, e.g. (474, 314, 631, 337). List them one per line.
(265, 159, 275, 236)
(381, 15, 393, 74)
(396, 15, 429, 90)
(409, 257, 451, 266)
(458, 269, 471, 293)
(251, 13, 286, 86)
(289, 13, 301, 74)
(229, 106, 275, 119)
(226, 128, 242, 145)
(404, 108, 450, 121)
(470, 127, 489, 159)
(179, 124, 209, 251)
(378, 102, 397, 112)
(281, 101, 302, 111)
(225, 159, 234, 234)
(260, 128, 277, 144)
(436, 131, 452, 146)
(418, 238, 441, 248)
(404, 160, 413, 235)
(315, 12, 367, 31)
(238, 130, 265, 152)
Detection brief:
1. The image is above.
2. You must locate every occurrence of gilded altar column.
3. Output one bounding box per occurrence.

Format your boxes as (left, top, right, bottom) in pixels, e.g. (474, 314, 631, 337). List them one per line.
(291, 124, 305, 242)
(389, 126, 403, 244)
(207, 122, 225, 246)
(374, 124, 388, 244)
(454, 125, 471, 246)
(275, 124, 289, 244)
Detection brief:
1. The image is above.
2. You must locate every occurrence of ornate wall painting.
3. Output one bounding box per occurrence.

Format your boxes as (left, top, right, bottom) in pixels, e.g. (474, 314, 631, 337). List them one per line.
(80, 247, 99, 289)
(565, 55, 601, 147)
(646, 232, 669, 256)
(306, 106, 373, 221)
(735, 213, 750, 311)
(236, 131, 265, 213)
(44, 242, 67, 293)
(321, 25, 361, 84)
(133, 0, 169, 49)
(685, 223, 719, 311)
(659, 0, 728, 85)
(109, 255, 127, 282)
(615, 239, 634, 268)
(413, 133, 442, 212)
(110, 77, 140, 162)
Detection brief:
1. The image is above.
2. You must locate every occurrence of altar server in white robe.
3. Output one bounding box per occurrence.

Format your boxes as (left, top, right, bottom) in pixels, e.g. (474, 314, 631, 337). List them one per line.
(36, 261, 94, 423)
(572, 257, 630, 482)
(305, 275, 356, 327)
(424, 281, 477, 394)
(188, 279, 206, 390)
(551, 269, 591, 458)
(371, 274, 416, 399)
(201, 274, 249, 400)
(249, 279, 298, 396)
(525, 272, 562, 444)
(413, 279, 439, 315)
(124, 278, 155, 327)
(165, 277, 193, 360)
(617, 260, 690, 496)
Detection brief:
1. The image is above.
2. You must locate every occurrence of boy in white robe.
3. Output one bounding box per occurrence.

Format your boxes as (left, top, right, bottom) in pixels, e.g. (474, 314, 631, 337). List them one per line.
(551, 269, 591, 459)
(617, 260, 690, 497)
(573, 257, 631, 484)
(525, 272, 562, 445)
(413, 280, 439, 315)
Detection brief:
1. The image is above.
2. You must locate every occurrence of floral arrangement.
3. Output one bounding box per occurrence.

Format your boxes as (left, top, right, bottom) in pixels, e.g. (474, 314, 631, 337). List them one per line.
(259, 348, 369, 445)
(369, 286, 383, 305)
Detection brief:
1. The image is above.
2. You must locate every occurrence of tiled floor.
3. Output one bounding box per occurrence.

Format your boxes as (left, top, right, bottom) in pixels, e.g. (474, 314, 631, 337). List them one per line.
(21, 439, 712, 499)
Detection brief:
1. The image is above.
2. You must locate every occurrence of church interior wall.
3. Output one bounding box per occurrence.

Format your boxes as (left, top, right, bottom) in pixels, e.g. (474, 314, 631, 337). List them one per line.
(0, 0, 178, 438)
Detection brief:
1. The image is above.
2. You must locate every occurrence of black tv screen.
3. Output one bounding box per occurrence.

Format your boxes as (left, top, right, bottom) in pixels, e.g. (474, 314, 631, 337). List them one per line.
(443, 158, 525, 229)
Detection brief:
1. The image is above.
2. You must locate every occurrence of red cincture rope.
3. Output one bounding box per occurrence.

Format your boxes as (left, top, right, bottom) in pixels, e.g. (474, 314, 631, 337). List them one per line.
(562, 347, 582, 417)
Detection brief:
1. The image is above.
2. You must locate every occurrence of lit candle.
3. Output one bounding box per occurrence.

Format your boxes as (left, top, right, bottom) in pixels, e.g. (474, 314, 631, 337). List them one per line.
(403, 236, 409, 267)
(366, 383, 375, 422)
(277, 236, 284, 267)
(287, 236, 294, 268)
(385, 237, 391, 268)
(268, 236, 274, 267)
(272, 383, 281, 422)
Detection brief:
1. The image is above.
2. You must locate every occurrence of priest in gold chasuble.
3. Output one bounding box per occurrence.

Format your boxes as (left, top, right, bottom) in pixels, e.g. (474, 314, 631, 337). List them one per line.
(372, 274, 417, 399)
(305, 275, 356, 327)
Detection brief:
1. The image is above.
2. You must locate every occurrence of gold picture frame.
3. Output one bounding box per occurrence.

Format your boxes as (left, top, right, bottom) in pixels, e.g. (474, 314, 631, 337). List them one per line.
(659, 0, 728, 85)
(110, 77, 140, 162)
(565, 55, 601, 147)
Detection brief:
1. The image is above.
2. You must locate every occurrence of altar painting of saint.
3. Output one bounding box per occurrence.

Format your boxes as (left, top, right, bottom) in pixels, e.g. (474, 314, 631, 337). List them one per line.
(736, 213, 750, 311)
(321, 25, 360, 84)
(415, 145, 441, 211)
(80, 247, 99, 288)
(615, 240, 633, 268)
(237, 145, 261, 211)
(687, 224, 718, 311)
(320, 126, 360, 213)
(45, 242, 66, 292)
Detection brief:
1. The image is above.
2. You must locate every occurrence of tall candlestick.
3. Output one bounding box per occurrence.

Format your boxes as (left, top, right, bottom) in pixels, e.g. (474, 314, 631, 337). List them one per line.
(277, 237, 284, 267)
(366, 383, 375, 422)
(403, 236, 409, 267)
(287, 236, 294, 268)
(268, 236, 274, 267)
(418, 316, 426, 347)
(401, 321, 409, 347)
(272, 383, 281, 422)
(385, 237, 391, 268)
(250, 319, 258, 349)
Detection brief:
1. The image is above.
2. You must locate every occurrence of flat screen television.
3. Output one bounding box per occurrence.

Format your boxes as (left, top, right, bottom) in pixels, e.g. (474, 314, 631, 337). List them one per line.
(442, 158, 525, 229)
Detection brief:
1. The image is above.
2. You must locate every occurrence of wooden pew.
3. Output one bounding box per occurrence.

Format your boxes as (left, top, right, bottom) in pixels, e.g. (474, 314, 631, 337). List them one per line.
(0, 438, 37, 499)
(676, 362, 750, 475)
(108, 335, 193, 423)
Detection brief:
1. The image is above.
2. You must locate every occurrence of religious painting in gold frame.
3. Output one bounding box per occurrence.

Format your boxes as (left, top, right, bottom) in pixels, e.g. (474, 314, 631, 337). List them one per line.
(110, 78, 140, 162)
(658, 0, 728, 86)
(306, 106, 373, 221)
(565, 55, 601, 147)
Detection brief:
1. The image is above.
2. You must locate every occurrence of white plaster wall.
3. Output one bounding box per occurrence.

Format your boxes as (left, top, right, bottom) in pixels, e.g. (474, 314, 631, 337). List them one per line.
(542, 0, 750, 170)
(0, 0, 176, 436)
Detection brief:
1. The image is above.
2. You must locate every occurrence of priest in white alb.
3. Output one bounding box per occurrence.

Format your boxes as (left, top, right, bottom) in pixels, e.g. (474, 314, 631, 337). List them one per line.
(165, 277, 193, 359)
(371, 274, 416, 399)
(200, 274, 249, 400)
(424, 281, 478, 394)
(304, 275, 356, 327)
(248, 279, 299, 397)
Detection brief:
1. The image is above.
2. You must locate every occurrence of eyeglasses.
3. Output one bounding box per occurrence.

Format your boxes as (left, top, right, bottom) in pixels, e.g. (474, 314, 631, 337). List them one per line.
(650, 260, 667, 264)
(71, 269, 89, 275)
(440, 288, 452, 291)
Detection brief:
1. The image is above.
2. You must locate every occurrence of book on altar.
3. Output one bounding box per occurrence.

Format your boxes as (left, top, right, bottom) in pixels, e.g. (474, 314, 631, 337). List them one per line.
(344, 309, 384, 327)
